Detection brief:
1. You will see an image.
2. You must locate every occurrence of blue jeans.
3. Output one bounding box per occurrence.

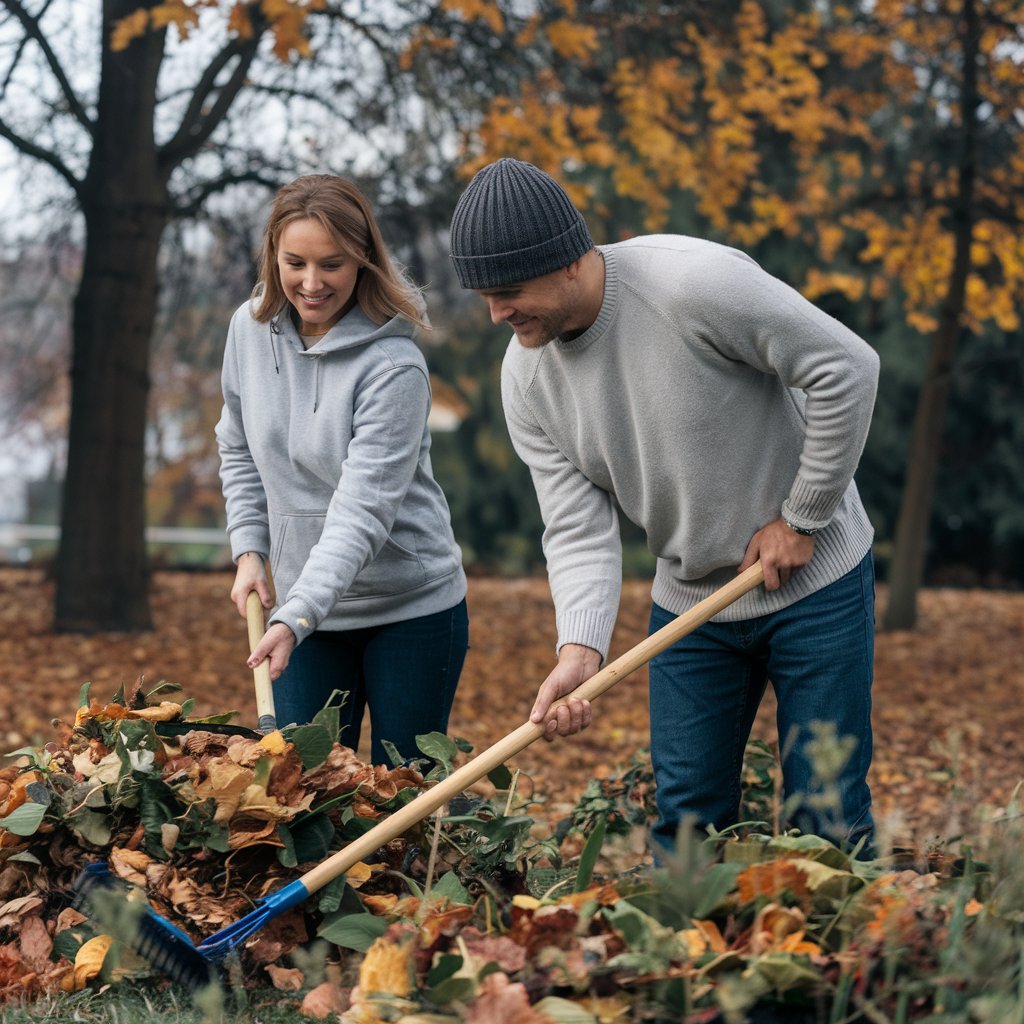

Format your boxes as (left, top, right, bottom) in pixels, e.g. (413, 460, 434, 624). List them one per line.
(648, 554, 875, 854)
(272, 599, 469, 766)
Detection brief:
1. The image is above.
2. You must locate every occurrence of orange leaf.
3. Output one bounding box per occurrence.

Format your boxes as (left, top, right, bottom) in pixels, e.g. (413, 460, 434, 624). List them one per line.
(109, 9, 149, 52)
(227, 2, 254, 39)
(362, 893, 398, 916)
(736, 860, 811, 904)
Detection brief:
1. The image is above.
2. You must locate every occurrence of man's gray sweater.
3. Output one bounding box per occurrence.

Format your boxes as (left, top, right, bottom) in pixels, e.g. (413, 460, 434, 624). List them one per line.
(501, 235, 880, 659)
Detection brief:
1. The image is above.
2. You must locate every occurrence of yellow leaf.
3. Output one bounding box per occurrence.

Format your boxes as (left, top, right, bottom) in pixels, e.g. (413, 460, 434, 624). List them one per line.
(237, 782, 313, 821)
(62, 934, 113, 992)
(345, 861, 385, 889)
(572, 994, 632, 1022)
(359, 937, 412, 997)
(362, 893, 399, 916)
(127, 701, 183, 723)
(511, 894, 541, 911)
(693, 918, 728, 953)
(546, 19, 598, 60)
(441, 0, 504, 34)
(150, 1, 200, 39)
(259, 730, 287, 755)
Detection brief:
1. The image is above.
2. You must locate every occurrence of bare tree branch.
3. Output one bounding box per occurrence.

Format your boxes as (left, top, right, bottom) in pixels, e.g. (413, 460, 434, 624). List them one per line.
(0, 113, 81, 199)
(243, 81, 367, 131)
(1, 0, 93, 133)
(159, 30, 263, 167)
(171, 167, 283, 218)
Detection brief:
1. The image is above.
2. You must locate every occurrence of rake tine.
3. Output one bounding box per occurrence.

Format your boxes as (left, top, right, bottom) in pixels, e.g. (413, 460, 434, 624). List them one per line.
(73, 862, 221, 992)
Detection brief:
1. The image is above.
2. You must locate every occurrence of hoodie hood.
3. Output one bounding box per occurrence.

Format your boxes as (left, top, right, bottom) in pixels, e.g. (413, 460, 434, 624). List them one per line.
(272, 304, 419, 356)
(268, 305, 420, 412)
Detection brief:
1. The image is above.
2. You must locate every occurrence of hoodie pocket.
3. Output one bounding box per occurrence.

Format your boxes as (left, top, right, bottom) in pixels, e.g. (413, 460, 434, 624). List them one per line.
(346, 534, 428, 600)
(270, 511, 428, 605)
(269, 512, 324, 603)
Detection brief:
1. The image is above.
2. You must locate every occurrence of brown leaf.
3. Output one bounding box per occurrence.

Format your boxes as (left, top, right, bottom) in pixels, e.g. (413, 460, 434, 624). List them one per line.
(300, 981, 350, 1018)
(508, 903, 580, 958)
(246, 909, 308, 965)
(265, 963, 304, 991)
(109, 847, 154, 886)
(18, 915, 52, 973)
(0, 895, 44, 929)
(0, 944, 42, 999)
(459, 927, 527, 973)
(465, 972, 549, 1024)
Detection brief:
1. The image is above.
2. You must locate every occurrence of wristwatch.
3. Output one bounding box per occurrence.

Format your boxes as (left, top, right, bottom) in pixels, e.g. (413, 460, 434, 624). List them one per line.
(782, 514, 820, 537)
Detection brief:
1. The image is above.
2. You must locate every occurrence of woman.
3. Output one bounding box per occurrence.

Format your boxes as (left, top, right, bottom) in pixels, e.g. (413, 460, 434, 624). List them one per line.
(216, 174, 468, 765)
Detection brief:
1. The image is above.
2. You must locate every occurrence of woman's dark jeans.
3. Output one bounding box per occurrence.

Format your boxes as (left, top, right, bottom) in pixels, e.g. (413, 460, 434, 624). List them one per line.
(648, 554, 875, 855)
(272, 598, 469, 766)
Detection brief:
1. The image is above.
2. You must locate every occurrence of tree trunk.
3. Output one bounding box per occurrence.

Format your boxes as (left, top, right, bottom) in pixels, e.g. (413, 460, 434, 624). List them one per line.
(53, 0, 169, 631)
(54, 206, 167, 631)
(883, 0, 978, 631)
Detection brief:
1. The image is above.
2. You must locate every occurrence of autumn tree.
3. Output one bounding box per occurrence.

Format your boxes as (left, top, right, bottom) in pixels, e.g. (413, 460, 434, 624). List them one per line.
(441, 0, 1024, 625)
(856, 0, 1023, 628)
(0, 0, 509, 630)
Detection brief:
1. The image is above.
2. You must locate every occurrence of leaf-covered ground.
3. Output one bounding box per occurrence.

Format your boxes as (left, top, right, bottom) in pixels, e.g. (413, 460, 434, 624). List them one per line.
(1, 567, 1022, 847)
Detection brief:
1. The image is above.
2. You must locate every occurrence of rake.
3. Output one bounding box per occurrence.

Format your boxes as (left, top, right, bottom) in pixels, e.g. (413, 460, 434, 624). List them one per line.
(74, 561, 764, 989)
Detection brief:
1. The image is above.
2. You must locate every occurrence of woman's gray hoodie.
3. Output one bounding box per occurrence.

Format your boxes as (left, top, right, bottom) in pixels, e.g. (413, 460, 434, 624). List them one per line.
(216, 301, 466, 644)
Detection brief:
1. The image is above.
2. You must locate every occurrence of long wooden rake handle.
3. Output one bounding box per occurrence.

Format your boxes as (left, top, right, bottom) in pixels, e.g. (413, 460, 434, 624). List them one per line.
(298, 560, 765, 896)
(246, 560, 278, 734)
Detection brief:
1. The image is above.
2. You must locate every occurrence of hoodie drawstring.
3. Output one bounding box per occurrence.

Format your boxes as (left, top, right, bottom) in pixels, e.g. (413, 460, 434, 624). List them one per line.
(269, 320, 281, 374)
(271, 316, 322, 411)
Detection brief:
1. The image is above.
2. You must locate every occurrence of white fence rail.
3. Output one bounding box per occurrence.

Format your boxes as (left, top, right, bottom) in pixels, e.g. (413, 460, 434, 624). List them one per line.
(0, 524, 228, 545)
(0, 524, 230, 564)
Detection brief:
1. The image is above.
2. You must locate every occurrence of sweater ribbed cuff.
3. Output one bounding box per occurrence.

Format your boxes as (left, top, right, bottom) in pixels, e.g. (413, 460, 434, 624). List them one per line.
(782, 479, 845, 532)
(555, 609, 617, 662)
(229, 524, 270, 564)
(269, 600, 318, 645)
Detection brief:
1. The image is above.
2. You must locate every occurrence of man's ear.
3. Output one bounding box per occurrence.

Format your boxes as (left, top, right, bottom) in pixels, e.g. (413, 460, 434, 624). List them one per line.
(564, 259, 582, 280)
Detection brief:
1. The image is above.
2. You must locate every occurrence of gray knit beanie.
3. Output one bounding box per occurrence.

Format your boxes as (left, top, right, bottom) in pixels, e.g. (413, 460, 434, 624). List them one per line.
(449, 158, 594, 289)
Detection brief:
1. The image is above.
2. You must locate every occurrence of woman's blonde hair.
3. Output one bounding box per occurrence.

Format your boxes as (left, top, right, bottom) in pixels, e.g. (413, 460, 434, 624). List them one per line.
(252, 174, 428, 329)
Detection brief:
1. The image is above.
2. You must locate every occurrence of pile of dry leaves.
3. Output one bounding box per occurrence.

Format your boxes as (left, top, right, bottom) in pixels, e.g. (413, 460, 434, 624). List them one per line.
(1, 678, 1023, 1022)
(0, 681, 432, 1001)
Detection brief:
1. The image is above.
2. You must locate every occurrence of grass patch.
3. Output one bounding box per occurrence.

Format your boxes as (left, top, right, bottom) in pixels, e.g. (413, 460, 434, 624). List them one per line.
(0, 984, 311, 1024)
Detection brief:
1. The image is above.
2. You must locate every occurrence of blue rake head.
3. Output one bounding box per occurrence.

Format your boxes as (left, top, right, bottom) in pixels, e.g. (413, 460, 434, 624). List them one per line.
(73, 861, 221, 991)
(75, 863, 313, 984)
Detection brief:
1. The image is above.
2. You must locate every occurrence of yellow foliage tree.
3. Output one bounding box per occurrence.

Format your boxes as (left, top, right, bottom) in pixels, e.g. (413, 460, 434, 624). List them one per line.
(438, 0, 1023, 626)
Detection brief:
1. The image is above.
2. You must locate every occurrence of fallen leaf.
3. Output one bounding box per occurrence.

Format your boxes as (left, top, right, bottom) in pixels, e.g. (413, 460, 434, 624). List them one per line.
(0, 896, 43, 930)
(63, 934, 112, 992)
(259, 731, 288, 755)
(359, 937, 412, 997)
(266, 963, 304, 991)
(301, 980, 351, 1018)
(465, 972, 549, 1023)
(126, 702, 183, 722)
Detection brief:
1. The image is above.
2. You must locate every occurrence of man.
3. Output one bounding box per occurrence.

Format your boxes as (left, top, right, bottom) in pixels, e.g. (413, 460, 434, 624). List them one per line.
(449, 157, 880, 855)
